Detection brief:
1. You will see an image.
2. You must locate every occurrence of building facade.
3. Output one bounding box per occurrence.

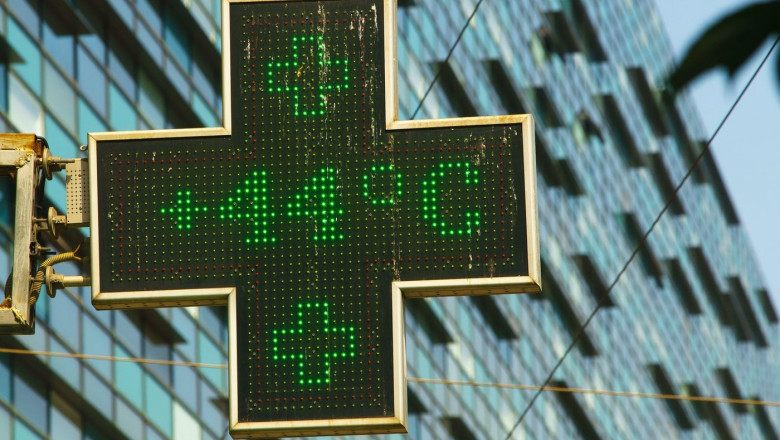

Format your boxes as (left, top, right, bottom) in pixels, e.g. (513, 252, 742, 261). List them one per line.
(0, 0, 778, 439)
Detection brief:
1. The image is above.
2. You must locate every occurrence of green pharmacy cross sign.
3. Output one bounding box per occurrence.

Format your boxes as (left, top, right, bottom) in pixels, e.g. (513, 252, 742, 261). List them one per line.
(88, 0, 540, 438)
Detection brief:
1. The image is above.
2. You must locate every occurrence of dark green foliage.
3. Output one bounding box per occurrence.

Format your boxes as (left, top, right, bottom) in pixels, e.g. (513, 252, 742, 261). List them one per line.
(669, 0, 780, 91)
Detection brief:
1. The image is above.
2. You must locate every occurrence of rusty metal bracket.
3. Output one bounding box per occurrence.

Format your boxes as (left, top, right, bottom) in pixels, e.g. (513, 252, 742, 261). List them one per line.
(0, 134, 41, 334)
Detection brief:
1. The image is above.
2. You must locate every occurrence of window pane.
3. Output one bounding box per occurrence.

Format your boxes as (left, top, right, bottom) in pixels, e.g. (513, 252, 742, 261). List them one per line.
(50, 391, 82, 440)
(113, 345, 143, 408)
(138, 71, 165, 128)
(8, 75, 43, 133)
(7, 19, 41, 94)
(83, 314, 112, 379)
(173, 400, 200, 440)
(44, 113, 79, 159)
(192, 91, 216, 127)
(198, 331, 224, 390)
(115, 397, 143, 440)
(83, 369, 112, 420)
(108, 38, 136, 99)
(43, 61, 76, 130)
(49, 339, 80, 390)
(114, 311, 141, 356)
(7, 0, 38, 36)
(13, 419, 43, 440)
(77, 47, 107, 115)
(145, 374, 172, 437)
(172, 308, 196, 360)
(164, 12, 190, 70)
(0, 406, 10, 439)
(42, 21, 74, 76)
(0, 352, 10, 401)
(78, 99, 107, 147)
(49, 291, 81, 351)
(109, 83, 137, 131)
(172, 355, 197, 406)
(13, 367, 49, 434)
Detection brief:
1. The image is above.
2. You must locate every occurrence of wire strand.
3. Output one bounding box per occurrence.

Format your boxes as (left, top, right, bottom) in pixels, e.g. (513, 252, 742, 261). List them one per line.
(409, 0, 485, 120)
(503, 34, 780, 440)
(408, 378, 780, 408)
(5, 346, 780, 410)
(0, 347, 227, 369)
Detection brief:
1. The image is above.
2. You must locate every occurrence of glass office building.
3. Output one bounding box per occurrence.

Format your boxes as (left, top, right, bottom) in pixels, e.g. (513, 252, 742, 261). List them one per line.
(0, 0, 777, 439)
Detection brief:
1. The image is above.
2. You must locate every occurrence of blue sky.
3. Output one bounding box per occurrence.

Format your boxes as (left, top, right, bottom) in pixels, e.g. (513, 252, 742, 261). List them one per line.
(655, 0, 780, 306)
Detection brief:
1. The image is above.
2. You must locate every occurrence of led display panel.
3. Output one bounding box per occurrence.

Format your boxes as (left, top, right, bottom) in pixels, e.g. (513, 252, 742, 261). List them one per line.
(89, 0, 539, 437)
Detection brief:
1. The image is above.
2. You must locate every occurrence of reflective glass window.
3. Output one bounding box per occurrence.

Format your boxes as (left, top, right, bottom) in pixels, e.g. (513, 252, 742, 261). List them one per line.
(109, 83, 137, 131)
(138, 0, 163, 33)
(115, 398, 144, 440)
(137, 23, 163, 64)
(83, 314, 112, 379)
(8, 75, 43, 133)
(145, 374, 173, 437)
(7, 19, 41, 94)
(108, 0, 134, 26)
(0, 63, 7, 112)
(13, 367, 49, 434)
(49, 291, 81, 351)
(42, 21, 75, 76)
(13, 419, 43, 440)
(49, 339, 80, 390)
(108, 38, 136, 99)
(84, 422, 109, 440)
(172, 308, 196, 360)
(8, 0, 38, 37)
(43, 60, 76, 130)
(192, 91, 216, 127)
(76, 12, 105, 62)
(77, 46, 107, 115)
(114, 345, 143, 408)
(0, 406, 9, 439)
(0, 352, 10, 401)
(114, 311, 141, 355)
(138, 71, 165, 128)
(198, 331, 223, 390)
(84, 369, 113, 420)
(44, 113, 78, 159)
(172, 355, 197, 405)
(199, 380, 223, 429)
(50, 391, 82, 440)
(164, 12, 190, 70)
(173, 400, 201, 440)
(77, 99, 107, 147)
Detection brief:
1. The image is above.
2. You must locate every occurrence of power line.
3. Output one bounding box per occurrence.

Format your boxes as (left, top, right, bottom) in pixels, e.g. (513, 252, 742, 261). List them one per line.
(408, 378, 780, 408)
(409, 0, 485, 120)
(0, 347, 227, 369)
(503, 34, 780, 440)
(6, 346, 780, 410)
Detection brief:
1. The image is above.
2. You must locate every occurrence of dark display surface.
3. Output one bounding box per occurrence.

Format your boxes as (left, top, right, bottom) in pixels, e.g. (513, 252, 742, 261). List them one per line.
(95, 0, 528, 426)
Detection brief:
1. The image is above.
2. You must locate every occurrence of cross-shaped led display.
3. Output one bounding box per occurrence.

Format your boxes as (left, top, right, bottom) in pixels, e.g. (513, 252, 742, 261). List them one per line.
(88, 0, 539, 437)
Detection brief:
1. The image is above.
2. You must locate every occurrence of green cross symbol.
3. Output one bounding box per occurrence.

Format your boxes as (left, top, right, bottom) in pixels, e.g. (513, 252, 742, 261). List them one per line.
(267, 35, 350, 117)
(160, 190, 206, 230)
(270, 302, 356, 387)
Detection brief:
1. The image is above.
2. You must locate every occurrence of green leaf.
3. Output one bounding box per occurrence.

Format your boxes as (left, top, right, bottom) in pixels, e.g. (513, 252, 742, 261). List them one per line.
(668, 0, 780, 91)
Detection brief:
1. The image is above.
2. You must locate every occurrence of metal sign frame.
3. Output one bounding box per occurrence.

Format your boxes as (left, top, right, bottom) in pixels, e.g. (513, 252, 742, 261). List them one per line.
(88, 0, 539, 437)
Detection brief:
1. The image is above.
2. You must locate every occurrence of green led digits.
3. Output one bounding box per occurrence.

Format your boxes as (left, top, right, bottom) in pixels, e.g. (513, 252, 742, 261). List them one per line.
(270, 302, 356, 387)
(160, 190, 206, 230)
(362, 164, 402, 205)
(218, 170, 276, 244)
(421, 162, 480, 236)
(161, 163, 485, 242)
(267, 35, 350, 117)
(287, 167, 344, 241)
